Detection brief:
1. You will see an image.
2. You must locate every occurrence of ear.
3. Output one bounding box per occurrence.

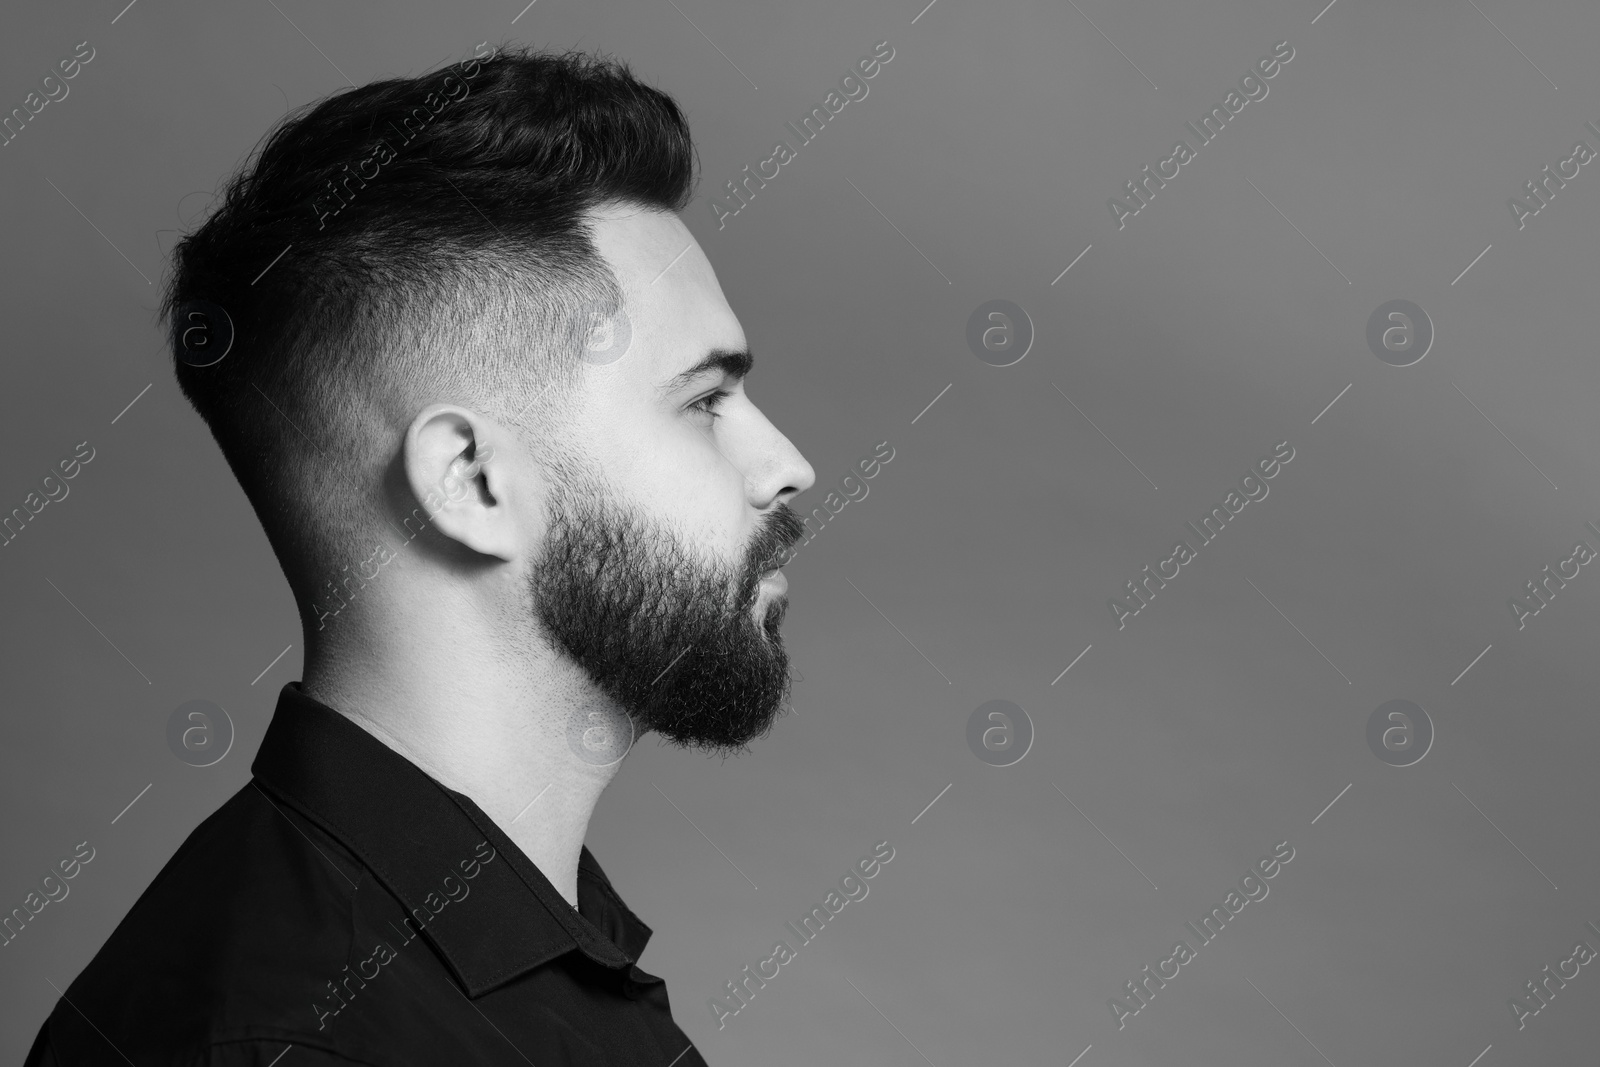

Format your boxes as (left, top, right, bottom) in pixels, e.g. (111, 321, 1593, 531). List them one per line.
(403, 405, 518, 561)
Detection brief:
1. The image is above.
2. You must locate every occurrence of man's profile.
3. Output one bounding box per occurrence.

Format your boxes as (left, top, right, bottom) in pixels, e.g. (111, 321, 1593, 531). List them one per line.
(27, 43, 814, 1066)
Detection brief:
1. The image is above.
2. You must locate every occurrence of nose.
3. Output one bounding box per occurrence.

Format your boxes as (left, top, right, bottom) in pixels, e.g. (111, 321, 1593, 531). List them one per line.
(744, 407, 814, 511)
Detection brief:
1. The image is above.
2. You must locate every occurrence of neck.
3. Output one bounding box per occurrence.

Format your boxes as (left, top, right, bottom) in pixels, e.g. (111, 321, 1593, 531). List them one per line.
(299, 609, 628, 909)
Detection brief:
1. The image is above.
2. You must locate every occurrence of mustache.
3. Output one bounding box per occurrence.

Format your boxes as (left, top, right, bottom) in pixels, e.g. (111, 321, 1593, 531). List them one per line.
(745, 503, 806, 578)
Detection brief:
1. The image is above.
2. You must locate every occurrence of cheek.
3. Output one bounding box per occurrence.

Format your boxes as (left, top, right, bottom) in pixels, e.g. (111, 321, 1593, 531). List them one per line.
(614, 462, 748, 570)
(649, 452, 752, 552)
(562, 389, 754, 567)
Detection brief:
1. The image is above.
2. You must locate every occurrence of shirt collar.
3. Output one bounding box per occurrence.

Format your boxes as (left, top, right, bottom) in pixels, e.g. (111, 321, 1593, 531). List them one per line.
(251, 682, 653, 997)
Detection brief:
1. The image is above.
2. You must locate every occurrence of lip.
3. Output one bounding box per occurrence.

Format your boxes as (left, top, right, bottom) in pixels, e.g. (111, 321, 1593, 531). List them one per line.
(758, 569, 788, 596)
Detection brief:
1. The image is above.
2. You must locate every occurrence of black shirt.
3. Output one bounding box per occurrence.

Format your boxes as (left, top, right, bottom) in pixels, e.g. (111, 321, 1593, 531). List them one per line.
(26, 683, 708, 1067)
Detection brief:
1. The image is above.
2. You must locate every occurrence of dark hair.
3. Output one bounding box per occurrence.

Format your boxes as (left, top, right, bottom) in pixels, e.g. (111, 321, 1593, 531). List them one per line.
(160, 44, 696, 615)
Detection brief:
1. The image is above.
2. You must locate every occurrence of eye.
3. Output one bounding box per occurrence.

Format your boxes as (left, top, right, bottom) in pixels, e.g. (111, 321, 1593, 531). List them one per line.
(689, 388, 732, 420)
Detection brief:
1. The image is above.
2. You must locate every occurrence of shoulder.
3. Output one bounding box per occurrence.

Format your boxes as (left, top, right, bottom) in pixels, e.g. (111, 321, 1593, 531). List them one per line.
(28, 1026, 385, 1067)
(36, 780, 370, 1063)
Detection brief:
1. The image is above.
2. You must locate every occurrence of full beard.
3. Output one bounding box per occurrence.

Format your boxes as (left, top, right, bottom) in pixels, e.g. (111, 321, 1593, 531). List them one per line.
(529, 473, 804, 756)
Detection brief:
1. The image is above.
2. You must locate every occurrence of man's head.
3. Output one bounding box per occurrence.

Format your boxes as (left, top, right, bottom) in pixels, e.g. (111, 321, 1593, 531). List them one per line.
(164, 46, 815, 754)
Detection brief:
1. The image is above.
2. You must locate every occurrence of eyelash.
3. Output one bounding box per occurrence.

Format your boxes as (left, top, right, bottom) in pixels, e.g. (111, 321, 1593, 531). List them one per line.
(690, 389, 732, 419)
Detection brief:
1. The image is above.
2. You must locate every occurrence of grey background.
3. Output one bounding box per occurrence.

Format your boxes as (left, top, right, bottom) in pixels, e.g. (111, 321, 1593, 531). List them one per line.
(3, 0, 1598, 1063)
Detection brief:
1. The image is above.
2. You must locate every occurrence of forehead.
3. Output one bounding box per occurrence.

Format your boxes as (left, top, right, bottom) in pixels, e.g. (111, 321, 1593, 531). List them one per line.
(582, 204, 745, 383)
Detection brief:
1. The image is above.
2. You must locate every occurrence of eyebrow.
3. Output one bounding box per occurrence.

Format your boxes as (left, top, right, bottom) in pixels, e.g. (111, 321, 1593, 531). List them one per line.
(661, 348, 753, 393)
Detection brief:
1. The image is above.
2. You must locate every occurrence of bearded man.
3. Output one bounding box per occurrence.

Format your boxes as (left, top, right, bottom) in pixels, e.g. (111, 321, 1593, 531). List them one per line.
(27, 44, 814, 1067)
